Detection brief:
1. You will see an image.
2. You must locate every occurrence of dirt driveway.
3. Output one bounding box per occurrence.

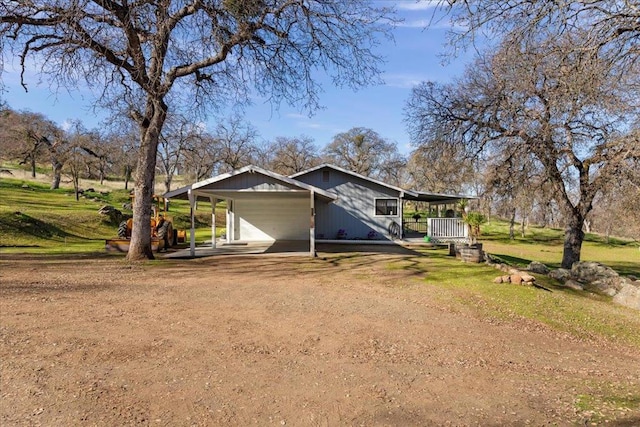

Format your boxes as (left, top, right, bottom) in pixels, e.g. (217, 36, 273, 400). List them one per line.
(1, 250, 639, 426)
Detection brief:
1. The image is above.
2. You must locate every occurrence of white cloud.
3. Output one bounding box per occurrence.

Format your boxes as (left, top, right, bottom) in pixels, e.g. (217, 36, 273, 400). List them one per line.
(300, 122, 320, 129)
(383, 73, 429, 89)
(284, 112, 332, 131)
(396, 19, 430, 28)
(397, 16, 465, 31)
(395, 1, 439, 11)
(285, 113, 307, 120)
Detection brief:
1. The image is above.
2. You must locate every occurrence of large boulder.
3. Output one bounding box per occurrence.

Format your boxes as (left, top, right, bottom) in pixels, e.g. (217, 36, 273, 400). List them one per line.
(491, 272, 536, 286)
(571, 261, 624, 297)
(562, 279, 584, 291)
(520, 273, 536, 284)
(589, 278, 624, 296)
(528, 261, 550, 275)
(612, 280, 640, 311)
(510, 274, 523, 285)
(549, 268, 572, 282)
(571, 261, 619, 282)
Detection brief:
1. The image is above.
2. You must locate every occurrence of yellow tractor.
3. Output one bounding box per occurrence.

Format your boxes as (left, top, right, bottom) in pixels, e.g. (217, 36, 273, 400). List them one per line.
(107, 195, 185, 252)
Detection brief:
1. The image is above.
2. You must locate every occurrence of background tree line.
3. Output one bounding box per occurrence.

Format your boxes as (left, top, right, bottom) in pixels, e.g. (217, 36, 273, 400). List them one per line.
(0, 103, 408, 190)
(2, 97, 638, 249)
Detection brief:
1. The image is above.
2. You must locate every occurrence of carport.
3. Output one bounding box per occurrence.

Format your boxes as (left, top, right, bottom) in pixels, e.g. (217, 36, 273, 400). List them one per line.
(164, 165, 337, 257)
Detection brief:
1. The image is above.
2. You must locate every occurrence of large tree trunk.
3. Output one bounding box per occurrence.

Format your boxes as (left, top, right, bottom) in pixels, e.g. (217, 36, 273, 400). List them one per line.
(51, 159, 62, 189)
(127, 99, 167, 261)
(509, 207, 516, 240)
(73, 171, 80, 201)
(561, 211, 585, 269)
(124, 165, 131, 190)
(30, 156, 36, 178)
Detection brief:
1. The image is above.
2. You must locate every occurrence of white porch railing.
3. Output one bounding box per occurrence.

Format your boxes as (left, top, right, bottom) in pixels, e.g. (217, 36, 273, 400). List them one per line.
(427, 218, 468, 243)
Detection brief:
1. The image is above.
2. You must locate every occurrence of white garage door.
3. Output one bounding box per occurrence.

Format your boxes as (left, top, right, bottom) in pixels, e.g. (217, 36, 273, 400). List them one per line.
(234, 195, 309, 241)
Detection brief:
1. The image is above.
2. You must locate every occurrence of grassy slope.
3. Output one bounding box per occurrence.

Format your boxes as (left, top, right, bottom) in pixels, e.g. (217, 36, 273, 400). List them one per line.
(386, 250, 640, 349)
(2, 175, 637, 269)
(1, 178, 128, 253)
(384, 218, 640, 350)
(0, 178, 221, 254)
(481, 221, 639, 276)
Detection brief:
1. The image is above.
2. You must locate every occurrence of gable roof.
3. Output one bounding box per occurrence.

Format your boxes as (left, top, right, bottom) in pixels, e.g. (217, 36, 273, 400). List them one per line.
(290, 163, 418, 198)
(164, 164, 337, 202)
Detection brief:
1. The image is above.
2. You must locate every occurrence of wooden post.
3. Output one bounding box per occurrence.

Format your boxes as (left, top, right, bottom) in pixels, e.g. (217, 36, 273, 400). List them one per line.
(225, 199, 230, 243)
(399, 195, 404, 240)
(210, 197, 217, 249)
(310, 191, 315, 257)
(188, 189, 196, 257)
(227, 199, 234, 242)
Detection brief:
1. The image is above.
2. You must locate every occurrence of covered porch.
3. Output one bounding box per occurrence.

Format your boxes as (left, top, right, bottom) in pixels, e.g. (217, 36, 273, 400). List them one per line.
(401, 191, 474, 243)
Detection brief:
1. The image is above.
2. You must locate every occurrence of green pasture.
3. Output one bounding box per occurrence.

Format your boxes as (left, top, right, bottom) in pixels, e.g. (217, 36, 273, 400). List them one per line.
(480, 221, 639, 276)
(2, 176, 638, 273)
(0, 178, 224, 254)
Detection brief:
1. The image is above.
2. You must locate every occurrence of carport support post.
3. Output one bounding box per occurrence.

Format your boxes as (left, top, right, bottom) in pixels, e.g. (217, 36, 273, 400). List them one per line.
(210, 197, 217, 249)
(310, 190, 315, 257)
(227, 200, 234, 242)
(188, 189, 196, 257)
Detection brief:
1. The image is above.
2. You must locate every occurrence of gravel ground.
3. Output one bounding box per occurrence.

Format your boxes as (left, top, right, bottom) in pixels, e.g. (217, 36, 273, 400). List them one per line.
(1, 251, 639, 426)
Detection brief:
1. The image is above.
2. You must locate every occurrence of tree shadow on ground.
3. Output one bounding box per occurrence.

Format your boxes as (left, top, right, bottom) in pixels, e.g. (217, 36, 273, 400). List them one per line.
(316, 243, 422, 256)
(489, 253, 555, 268)
(0, 212, 74, 240)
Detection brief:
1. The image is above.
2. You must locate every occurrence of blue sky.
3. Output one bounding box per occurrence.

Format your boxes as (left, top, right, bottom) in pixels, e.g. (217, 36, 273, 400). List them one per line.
(1, 1, 474, 155)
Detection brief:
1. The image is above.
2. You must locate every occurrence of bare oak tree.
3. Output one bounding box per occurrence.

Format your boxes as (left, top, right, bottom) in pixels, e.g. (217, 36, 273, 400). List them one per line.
(211, 115, 261, 173)
(181, 132, 219, 181)
(1, 0, 393, 260)
(323, 127, 403, 180)
(0, 108, 65, 188)
(266, 135, 319, 175)
(157, 114, 200, 193)
(405, 36, 640, 268)
(405, 143, 474, 194)
(483, 146, 545, 240)
(595, 180, 640, 241)
(63, 121, 94, 200)
(103, 125, 139, 190)
(437, 0, 639, 71)
(79, 129, 117, 185)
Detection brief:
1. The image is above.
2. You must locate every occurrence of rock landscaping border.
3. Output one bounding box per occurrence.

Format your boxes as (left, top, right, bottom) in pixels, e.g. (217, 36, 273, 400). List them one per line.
(484, 254, 640, 311)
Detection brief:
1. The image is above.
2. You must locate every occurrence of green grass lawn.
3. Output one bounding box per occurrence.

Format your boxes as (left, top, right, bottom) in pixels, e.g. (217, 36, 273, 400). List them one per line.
(2, 176, 638, 272)
(405, 250, 640, 349)
(0, 177, 224, 254)
(480, 221, 639, 276)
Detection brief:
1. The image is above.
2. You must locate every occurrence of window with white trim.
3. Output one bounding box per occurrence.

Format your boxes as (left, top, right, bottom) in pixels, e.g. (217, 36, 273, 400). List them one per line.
(375, 198, 399, 216)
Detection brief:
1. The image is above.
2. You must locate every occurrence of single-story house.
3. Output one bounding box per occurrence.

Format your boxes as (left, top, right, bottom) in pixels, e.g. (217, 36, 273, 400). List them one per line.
(164, 164, 473, 256)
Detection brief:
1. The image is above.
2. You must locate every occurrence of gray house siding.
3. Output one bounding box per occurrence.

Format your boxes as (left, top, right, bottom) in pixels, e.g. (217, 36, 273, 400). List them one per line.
(296, 167, 401, 240)
(206, 172, 301, 192)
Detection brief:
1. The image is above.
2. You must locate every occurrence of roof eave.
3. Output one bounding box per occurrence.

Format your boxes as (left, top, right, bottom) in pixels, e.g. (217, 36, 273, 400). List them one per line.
(292, 163, 413, 197)
(164, 165, 337, 202)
